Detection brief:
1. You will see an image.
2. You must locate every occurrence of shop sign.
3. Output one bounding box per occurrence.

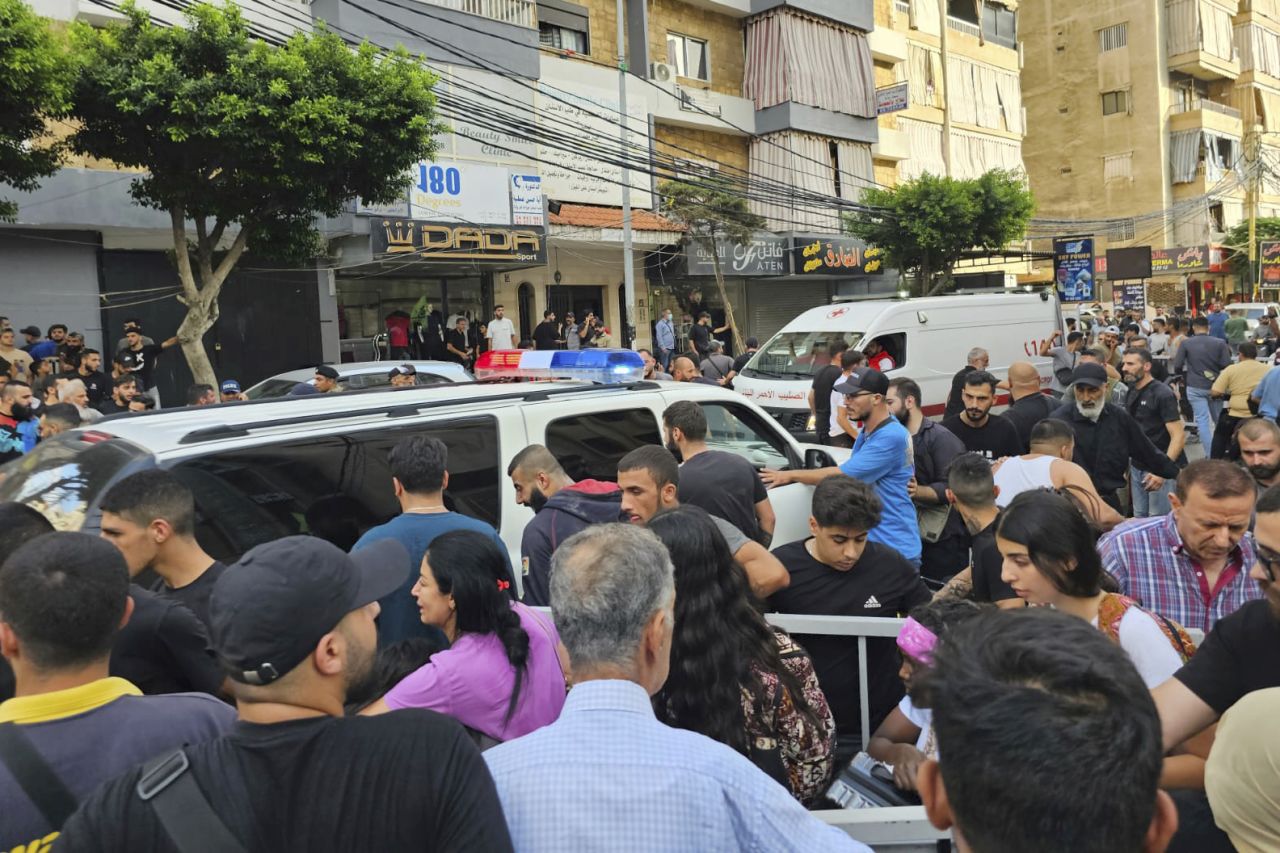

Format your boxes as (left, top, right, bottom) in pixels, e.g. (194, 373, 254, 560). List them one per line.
(511, 174, 544, 225)
(1117, 282, 1146, 311)
(791, 235, 884, 276)
(409, 161, 512, 225)
(1150, 244, 1210, 274)
(372, 219, 547, 264)
(686, 234, 789, 276)
(876, 82, 910, 115)
(1053, 236, 1095, 302)
(1263, 241, 1280, 284)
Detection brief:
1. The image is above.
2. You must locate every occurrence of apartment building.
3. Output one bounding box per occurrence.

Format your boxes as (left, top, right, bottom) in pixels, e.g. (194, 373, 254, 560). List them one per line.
(1020, 0, 1276, 308)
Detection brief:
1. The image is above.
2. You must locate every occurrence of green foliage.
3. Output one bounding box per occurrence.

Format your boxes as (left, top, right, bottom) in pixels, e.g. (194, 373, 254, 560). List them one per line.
(68, 1, 445, 263)
(0, 0, 69, 220)
(1223, 217, 1280, 281)
(845, 169, 1035, 295)
(659, 177, 765, 245)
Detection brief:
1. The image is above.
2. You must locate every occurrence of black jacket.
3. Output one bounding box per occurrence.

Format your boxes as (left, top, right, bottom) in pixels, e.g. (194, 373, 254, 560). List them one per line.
(520, 481, 622, 606)
(1049, 401, 1180, 493)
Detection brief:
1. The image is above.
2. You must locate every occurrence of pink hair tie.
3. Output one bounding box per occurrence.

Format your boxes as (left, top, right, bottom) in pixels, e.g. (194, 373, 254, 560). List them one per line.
(897, 616, 939, 665)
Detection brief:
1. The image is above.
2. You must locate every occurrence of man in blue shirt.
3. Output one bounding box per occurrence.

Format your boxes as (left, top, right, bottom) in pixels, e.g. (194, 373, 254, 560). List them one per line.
(484, 523, 869, 853)
(654, 308, 676, 372)
(763, 367, 920, 563)
(352, 434, 510, 647)
(1207, 304, 1228, 341)
(1250, 364, 1280, 420)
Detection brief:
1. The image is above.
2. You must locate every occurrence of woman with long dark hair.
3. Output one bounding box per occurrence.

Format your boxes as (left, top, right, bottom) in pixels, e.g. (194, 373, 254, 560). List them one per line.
(363, 530, 566, 742)
(647, 506, 836, 804)
(996, 490, 1193, 687)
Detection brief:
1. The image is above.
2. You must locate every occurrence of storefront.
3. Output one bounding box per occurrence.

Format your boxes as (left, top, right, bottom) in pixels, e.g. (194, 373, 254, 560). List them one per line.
(1092, 244, 1231, 315)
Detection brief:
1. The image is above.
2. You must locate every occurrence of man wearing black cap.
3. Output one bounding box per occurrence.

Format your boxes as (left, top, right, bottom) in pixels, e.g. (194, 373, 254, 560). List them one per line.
(388, 364, 417, 388)
(1050, 362, 1180, 511)
(763, 367, 921, 563)
(313, 364, 341, 393)
(56, 535, 515, 851)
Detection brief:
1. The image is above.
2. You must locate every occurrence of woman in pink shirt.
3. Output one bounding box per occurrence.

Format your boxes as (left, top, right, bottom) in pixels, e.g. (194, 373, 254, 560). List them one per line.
(364, 530, 566, 741)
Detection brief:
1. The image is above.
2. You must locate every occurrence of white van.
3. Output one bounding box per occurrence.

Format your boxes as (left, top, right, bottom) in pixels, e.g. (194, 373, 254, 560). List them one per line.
(735, 291, 1061, 435)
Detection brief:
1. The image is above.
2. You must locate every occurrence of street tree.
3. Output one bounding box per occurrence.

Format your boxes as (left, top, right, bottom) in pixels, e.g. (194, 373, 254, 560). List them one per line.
(0, 0, 69, 220)
(68, 2, 445, 385)
(846, 169, 1035, 296)
(1223, 217, 1280, 294)
(659, 177, 765, 353)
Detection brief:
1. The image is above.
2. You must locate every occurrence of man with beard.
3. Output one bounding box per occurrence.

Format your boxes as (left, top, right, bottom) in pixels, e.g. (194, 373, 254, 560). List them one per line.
(941, 370, 1022, 461)
(1050, 362, 1178, 511)
(507, 444, 621, 607)
(74, 349, 109, 410)
(0, 381, 35, 463)
(55, 535, 514, 851)
(1236, 418, 1280, 496)
(1121, 349, 1186, 517)
(1152, 485, 1280, 759)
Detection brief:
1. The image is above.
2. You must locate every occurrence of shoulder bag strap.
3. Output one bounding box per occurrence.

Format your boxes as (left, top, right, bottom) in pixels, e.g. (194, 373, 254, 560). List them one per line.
(0, 722, 79, 830)
(136, 749, 248, 853)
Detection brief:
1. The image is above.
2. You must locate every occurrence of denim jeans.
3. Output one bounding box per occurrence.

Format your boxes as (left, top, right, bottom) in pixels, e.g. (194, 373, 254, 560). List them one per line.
(1186, 386, 1221, 445)
(1131, 464, 1175, 518)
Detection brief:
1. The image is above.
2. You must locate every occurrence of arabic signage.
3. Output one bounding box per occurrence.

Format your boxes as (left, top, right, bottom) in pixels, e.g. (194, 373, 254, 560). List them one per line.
(1053, 236, 1095, 302)
(1094, 244, 1224, 278)
(1261, 241, 1280, 284)
(686, 234, 789, 276)
(409, 161, 512, 225)
(510, 174, 544, 225)
(792, 235, 884, 276)
(372, 219, 547, 264)
(876, 82, 910, 115)
(1117, 282, 1147, 311)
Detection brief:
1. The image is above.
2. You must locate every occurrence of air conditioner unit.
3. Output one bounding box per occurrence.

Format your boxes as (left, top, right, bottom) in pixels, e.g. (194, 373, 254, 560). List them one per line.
(678, 87, 723, 117)
(650, 62, 676, 84)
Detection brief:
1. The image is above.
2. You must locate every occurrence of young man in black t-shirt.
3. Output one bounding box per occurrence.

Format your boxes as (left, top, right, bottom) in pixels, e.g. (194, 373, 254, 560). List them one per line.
(664, 401, 773, 544)
(56, 536, 514, 852)
(443, 317, 473, 368)
(936, 453, 1022, 607)
(532, 310, 560, 351)
(942, 370, 1022, 460)
(809, 341, 849, 445)
(117, 324, 179, 401)
(769, 475, 930, 749)
(99, 469, 226, 632)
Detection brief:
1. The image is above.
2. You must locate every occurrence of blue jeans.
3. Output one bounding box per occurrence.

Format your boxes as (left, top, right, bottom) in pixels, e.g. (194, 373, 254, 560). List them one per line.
(656, 347, 673, 371)
(1186, 386, 1220, 445)
(1131, 464, 1175, 518)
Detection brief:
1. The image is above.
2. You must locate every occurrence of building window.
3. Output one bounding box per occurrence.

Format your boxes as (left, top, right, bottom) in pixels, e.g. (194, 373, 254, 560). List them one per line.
(539, 22, 587, 53)
(667, 33, 709, 80)
(1098, 23, 1127, 52)
(1103, 151, 1133, 183)
(1101, 90, 1128, 116)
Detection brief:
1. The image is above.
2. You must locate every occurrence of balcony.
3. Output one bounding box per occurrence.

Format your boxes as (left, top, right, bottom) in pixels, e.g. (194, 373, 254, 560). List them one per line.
(868, 27, 908, 64)
(652, 84, 757, 134)
(1169, 99, 1244, 136)
(872, 126, 909, 161)
(1167, 48, 1240, 81)
(420, 0, 534, 27)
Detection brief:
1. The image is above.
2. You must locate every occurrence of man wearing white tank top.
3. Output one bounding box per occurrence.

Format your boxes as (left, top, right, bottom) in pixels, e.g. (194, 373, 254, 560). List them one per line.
(992, 418, 1123, 531)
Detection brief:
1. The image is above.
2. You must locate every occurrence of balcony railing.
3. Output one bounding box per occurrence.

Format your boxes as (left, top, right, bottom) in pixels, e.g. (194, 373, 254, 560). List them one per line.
(947, 15, 982, 38)
(1171, 98, 1243, 119)
(420, 0, 535, 28)
(894, 0, 910, 12)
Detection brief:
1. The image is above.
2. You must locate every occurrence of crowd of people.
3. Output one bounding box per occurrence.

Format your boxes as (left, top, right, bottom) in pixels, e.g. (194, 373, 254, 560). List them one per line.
(3, 300, 1280, 852)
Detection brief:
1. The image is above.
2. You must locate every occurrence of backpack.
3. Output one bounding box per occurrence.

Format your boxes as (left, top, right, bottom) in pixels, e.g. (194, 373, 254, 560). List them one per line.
(1097, 592, 1197, 663)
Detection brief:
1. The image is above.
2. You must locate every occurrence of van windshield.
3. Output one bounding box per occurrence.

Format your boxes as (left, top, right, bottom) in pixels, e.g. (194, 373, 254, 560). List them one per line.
(0, 434, 149, 530)
(741, 331, 864, 379)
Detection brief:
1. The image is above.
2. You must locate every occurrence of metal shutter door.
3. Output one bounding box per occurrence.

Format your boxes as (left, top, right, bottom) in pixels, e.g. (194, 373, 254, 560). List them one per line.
(748, 281, 831, 341)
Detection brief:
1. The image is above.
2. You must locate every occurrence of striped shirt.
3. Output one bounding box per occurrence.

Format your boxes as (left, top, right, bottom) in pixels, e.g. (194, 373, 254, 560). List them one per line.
(483, 679, 869, 853)
(1098, 514, 1261, 634)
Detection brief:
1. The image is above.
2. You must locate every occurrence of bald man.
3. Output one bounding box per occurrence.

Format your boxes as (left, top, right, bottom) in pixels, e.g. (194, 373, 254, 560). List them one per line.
(1002, 362, 1053, 453)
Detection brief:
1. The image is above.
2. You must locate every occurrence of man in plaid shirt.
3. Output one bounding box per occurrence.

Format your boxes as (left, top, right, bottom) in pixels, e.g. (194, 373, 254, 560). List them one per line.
(1099, 460, 1262, 634)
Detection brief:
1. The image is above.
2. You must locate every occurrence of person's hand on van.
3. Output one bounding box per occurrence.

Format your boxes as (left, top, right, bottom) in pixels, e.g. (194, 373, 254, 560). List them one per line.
(760, 468, 792, 488)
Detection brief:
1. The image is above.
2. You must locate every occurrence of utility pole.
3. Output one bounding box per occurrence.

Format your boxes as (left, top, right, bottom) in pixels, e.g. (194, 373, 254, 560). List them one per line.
(939, 0, 952, 177)
(616, 0, 636, 347)
(1246, 98, 1261, 300)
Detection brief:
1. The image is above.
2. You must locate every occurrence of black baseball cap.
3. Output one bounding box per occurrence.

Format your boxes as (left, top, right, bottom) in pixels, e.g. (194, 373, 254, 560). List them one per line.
(209, 536, 409, 685)
(1071, 362, 1109, 389)
(387, 363, 417, 378)
(834, 366, 890, 396)
(314, 364, 340, 380)
(18, 325, 40, 337)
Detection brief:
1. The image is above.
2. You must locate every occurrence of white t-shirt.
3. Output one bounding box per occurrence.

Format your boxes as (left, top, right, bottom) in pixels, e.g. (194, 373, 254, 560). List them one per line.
(1092, 607, 1184, 689)
(896, 694, 936, 758)
(486, 317, 516, 350)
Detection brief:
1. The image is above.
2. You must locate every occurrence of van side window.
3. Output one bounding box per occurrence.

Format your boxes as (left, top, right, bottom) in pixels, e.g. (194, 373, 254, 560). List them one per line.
(545, 408, 662, 482)
(168, 417, 500, 563)
(869, 332, 907, 370)
(698, 403, 795, 470)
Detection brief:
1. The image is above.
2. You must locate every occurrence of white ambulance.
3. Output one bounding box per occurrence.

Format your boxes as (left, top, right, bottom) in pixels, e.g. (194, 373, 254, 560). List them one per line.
(734, 291, 1062, 436)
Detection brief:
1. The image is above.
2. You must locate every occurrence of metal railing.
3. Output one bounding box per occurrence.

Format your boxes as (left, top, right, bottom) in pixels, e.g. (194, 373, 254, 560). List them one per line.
(1170, 98, 1242, 119)
(946, 16, 982, 38)
(418, 0, 535, 28)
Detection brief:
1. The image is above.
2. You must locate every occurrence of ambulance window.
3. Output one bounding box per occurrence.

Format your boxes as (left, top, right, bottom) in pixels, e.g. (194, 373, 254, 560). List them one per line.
(867, 333, 907, 370)
(170, 417, 500, 563)
(698, 403, 795, 470)
(545, 408, 662, 483)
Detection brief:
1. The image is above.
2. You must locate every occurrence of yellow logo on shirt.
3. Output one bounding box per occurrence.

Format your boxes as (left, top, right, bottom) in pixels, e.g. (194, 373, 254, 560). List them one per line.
(10, 831, 58, 853)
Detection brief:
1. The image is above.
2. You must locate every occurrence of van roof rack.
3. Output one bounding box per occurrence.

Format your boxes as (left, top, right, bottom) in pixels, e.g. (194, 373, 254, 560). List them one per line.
(177, 380, 659, 446)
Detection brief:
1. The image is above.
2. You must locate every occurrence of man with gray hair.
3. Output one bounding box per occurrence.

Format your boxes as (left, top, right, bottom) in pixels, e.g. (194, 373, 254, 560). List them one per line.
(945, 347, 989, 417)
(699, 339, 736, 386)
(484, 524, 869, 852)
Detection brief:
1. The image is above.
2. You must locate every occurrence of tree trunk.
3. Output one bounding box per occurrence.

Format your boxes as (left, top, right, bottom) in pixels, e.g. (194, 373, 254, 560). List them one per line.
(709, 243, 746, 354)
(176, 296, 219, 388)
(918, 252, 931, 297)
